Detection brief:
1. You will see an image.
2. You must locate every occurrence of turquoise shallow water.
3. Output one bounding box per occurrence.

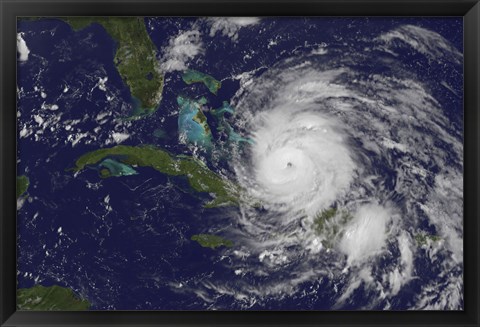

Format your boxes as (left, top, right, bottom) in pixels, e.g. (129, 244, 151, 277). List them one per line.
(99, 158, 138, 177)
(177, 95, 213, 149)
(16, 16, 463, 310)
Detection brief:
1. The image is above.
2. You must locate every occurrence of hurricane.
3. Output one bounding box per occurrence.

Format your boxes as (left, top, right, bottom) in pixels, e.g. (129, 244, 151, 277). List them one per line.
(246, 103, 355, 217)
(198, 25, 463, 310)
(16, 17, 464, 311)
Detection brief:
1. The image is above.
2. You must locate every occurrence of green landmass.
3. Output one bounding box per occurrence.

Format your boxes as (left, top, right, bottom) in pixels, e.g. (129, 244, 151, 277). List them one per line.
(71, 145, 239, 208)
(313, 208, 337, 235)
(177, 95, 213, 149)
(99, 168, 111, 178)
(191, 234, 233, 249)
(415, 233, 442, 246)
(60, 17, 163, 118)
(312, 207, 353, 249)
(193, 109, 211, 135)
(16, 175, 29, 199)
(182, 69, 222, 95)
(17, 285, 90, 311)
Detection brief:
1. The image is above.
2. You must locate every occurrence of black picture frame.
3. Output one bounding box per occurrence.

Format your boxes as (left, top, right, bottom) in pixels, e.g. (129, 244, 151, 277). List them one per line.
(1, 0, 479, 326)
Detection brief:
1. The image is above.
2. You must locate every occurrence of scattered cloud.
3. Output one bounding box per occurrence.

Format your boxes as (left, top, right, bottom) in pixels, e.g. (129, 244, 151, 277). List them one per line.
(377, 24, 462, 64)
(160, 30, 204, 72)
(111, 132, 130, 144)
(208, 17, 260, 41)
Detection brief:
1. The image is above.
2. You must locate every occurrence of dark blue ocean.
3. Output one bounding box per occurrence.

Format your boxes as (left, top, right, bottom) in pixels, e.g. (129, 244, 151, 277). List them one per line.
(16, 17, 463, 310)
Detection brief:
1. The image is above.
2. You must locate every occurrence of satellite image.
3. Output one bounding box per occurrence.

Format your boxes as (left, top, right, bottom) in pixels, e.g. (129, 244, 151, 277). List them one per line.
(16, 17, 463, 310)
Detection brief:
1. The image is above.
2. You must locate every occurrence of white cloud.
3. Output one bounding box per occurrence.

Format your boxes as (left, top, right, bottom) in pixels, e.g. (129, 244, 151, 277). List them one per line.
(41, 103, 59, 111)
(414, 274, 463, 310)
(68, 132, 89, 147)
(377, 25, 462, 64)
(17, 32, 30, 61)
(339, 204, 391, 265)
(209, 17, 260, 41)
(311, 47, 328, 55)
(160, 30, 204, 72)
(386, 232, 414, 296)
(335, 267, 374, 306)
(111, 132, 130, 144)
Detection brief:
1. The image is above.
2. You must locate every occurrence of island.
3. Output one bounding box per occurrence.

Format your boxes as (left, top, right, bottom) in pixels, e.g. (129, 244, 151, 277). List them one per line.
(211, 101, 254, 145)
(221, 122, 255, 145)
(415, 233, 442, 246)
(210, 101, 235, 119)
(60, 17, 164, 118)
(17, 175, 29, 199)
(313, 207, 338, 235)
(71, 145, 239, 208)
(182, 69, 222, 95)
(312, 207, 353, 249)
(177, 96, 213, 149)
(17, 285, 90, 310)
(191, 234, 233, 249)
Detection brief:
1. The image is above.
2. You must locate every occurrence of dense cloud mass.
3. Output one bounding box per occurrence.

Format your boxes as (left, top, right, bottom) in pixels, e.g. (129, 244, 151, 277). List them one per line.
(200, 25, 464, 310)
(16, 17, 463, 311)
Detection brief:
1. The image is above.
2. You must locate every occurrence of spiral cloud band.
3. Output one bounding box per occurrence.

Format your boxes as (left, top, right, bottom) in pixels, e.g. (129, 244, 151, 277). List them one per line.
(250, 100, 356, 217)
(214, 26, 464, 310)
